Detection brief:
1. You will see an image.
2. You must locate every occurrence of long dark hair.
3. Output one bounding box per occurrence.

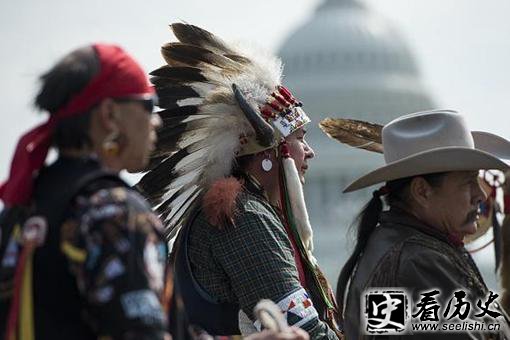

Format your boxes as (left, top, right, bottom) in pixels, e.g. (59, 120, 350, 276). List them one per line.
(336, 172, 446, 305)
(35, 46, 100, 150)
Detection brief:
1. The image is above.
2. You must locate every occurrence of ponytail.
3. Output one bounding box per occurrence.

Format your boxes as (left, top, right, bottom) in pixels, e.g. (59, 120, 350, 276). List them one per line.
(336, 172, 446, 309)
(336, 190, 384, 306)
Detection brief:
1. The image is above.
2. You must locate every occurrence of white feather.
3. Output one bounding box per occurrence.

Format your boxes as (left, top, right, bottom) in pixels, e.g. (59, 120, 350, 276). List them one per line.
(282, 157, 316, 263)
(147, 24, 303, 236)
(177, 97, 204, 106)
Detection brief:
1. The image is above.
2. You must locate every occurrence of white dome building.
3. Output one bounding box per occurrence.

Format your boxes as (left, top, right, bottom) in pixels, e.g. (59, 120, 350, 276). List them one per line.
(278, 0, 435, 282)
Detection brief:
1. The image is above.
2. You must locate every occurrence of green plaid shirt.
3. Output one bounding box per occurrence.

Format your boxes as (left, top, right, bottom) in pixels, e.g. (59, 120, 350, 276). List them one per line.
(187, 178, 338, 339)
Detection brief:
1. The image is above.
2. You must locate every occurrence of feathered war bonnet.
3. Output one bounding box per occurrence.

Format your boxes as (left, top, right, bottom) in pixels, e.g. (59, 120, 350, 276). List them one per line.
(137, 23, 314, 255)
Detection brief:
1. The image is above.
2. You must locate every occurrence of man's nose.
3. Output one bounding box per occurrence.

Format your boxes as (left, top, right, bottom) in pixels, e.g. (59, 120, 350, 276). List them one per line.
(305, 141, 315, 159)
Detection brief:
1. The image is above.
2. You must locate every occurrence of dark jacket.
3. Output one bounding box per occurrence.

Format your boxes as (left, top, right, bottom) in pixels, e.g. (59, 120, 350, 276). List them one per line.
(344, 208, 507, 340)
(1, 157, 169, 340)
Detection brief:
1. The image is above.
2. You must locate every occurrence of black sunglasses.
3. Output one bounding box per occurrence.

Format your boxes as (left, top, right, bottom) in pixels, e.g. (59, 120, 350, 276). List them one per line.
(114, 95, 158, 113)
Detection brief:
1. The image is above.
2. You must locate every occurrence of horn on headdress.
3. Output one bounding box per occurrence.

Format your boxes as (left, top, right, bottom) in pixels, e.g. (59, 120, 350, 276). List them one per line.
(137, 23, 308, 238)
(232, 83, 275, 148)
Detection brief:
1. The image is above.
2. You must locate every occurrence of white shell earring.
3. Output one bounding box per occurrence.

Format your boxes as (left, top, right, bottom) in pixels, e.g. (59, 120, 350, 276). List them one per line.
(261, 158, 273, 172)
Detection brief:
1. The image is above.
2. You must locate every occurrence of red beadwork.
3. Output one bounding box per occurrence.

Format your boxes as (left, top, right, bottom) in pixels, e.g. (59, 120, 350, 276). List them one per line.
(260, 85, 305, 121)
(278, 85, 303, 106)
(273, 93, 291, 107)
(260, 106, 273, 119)
(269, 100, 283, 111)
(278, 86, 297, 104)
(278, 85, 292, 99)
(280, 142, 290, 158)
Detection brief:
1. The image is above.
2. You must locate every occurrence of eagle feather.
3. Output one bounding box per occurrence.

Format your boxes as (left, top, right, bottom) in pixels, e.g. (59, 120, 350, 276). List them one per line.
(319, 117, 383, 153)
(137, 23, 283, 239)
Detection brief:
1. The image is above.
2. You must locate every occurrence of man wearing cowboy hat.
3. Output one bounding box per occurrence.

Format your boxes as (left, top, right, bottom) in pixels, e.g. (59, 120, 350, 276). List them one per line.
(325, 110, 510, 339)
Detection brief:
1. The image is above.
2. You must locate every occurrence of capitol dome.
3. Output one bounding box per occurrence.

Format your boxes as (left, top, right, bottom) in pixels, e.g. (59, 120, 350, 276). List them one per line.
(280, 0, 433, 118)
(277, 0, 435, 281)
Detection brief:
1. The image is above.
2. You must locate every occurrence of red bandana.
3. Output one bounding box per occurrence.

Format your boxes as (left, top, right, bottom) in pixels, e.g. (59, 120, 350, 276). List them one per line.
(0, 43, 154, 206)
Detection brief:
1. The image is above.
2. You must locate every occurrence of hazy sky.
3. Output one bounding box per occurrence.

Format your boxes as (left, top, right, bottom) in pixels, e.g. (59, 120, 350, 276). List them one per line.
(1, 0, 510, 180)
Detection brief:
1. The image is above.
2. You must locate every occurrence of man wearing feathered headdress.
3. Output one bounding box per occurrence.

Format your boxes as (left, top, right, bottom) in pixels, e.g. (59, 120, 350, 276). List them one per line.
(137, 24, 341, 338)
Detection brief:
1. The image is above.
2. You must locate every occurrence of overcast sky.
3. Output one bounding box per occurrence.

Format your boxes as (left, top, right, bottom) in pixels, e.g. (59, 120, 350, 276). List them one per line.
(1, 0, 510, 180)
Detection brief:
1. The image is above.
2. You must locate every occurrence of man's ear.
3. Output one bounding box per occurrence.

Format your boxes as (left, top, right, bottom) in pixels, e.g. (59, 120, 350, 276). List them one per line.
(95, 98, 119, 132)
(409, 176, 433, 209)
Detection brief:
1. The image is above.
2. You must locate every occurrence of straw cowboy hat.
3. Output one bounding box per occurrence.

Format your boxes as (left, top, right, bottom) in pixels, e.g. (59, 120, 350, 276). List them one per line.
(343, 110, 510, 192)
